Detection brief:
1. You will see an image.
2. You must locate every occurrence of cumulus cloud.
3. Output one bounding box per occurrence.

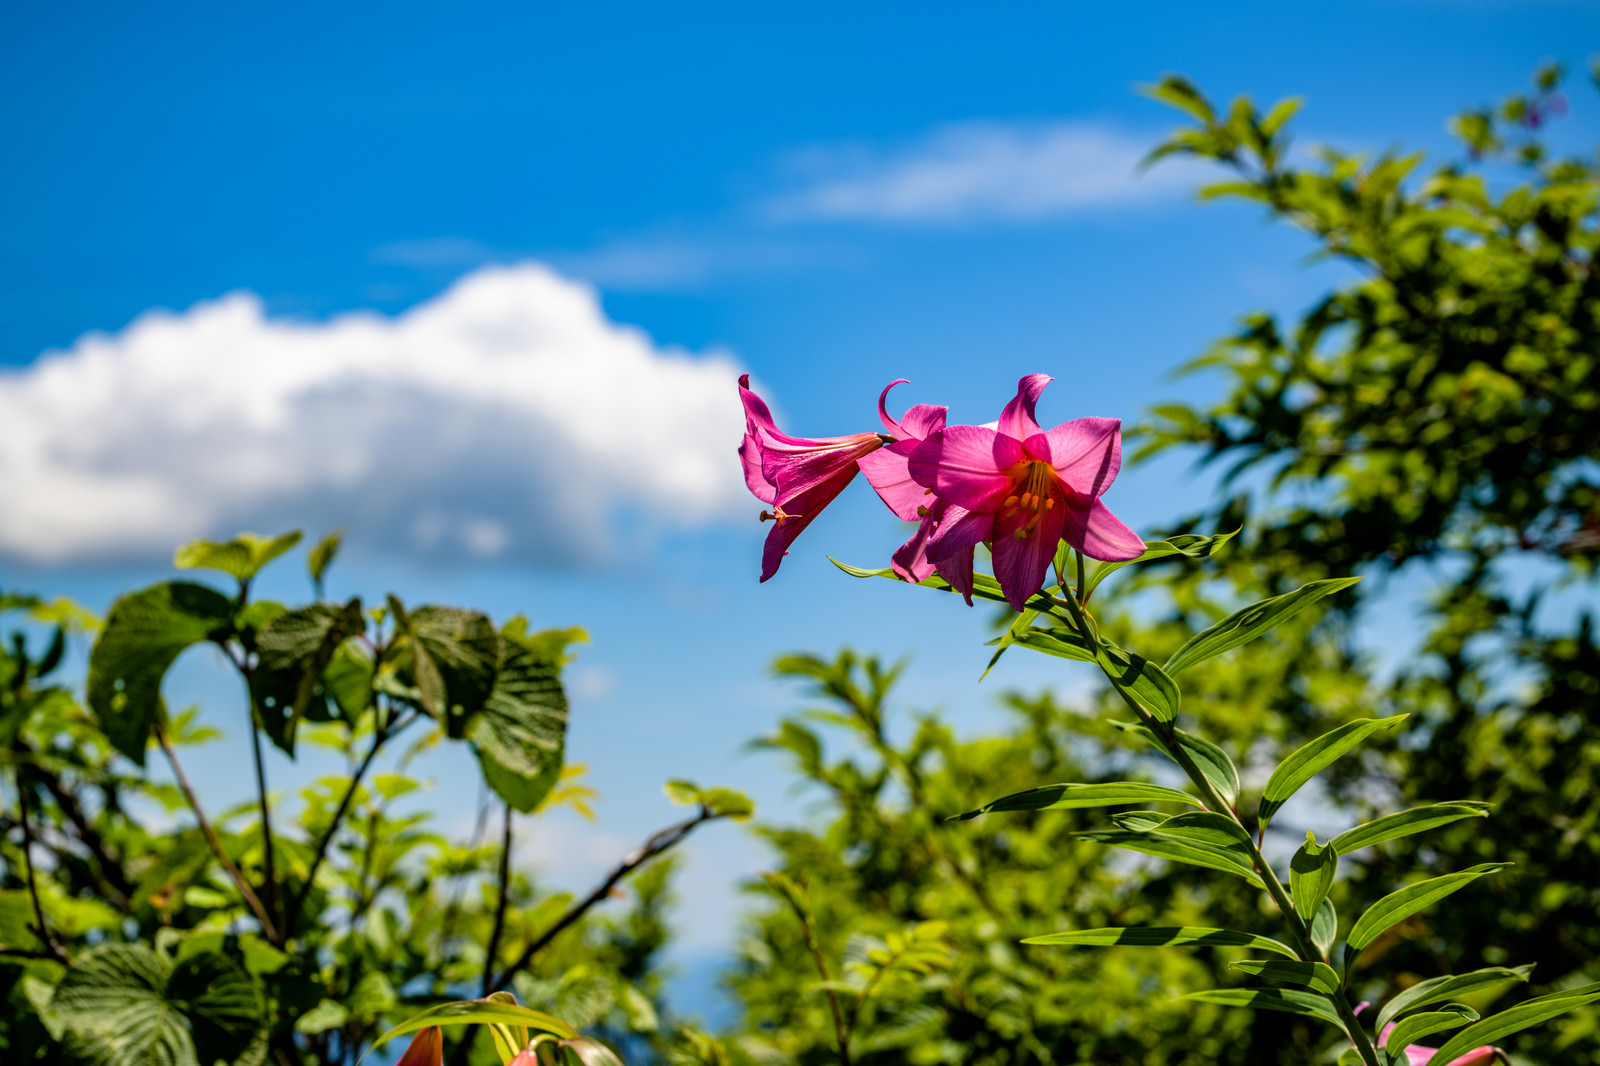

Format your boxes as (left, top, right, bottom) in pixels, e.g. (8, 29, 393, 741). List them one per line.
(0, 264, 750, 566)
(766, 121, 1204, 224)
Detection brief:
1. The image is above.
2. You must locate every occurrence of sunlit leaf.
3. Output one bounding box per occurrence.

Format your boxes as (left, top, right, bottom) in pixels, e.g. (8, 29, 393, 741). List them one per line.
(1348, 864, 1510, 952)
(1021, 926, 1297, 959)
(951, 781, 1198, 821)
(1163, 577, 1361, 675)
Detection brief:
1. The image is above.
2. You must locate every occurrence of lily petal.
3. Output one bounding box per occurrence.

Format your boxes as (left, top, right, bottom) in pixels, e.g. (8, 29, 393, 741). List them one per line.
(998, 373, 1053, 442)
(910, 425, 1024, 511)
(990, 486, 1069, 611)
(1063, 498, 1144, 561)
(1041, 416, 1123, 498)
(396, 1027, 443, 1066)
(860, 440, 931, 521)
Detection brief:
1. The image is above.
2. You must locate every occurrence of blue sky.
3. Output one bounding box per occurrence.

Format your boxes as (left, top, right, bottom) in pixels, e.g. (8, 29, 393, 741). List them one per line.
(3, 0, 1596, 1008)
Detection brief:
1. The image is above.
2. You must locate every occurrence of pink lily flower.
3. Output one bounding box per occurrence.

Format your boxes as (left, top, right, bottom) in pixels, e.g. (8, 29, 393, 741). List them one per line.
(857, 380, 978, 597)
(395, 1027, 443, 1066)
(1379, 1023, 1504, 1066)
(908, 374, 1144, 611)
(739, 374, 890, 582)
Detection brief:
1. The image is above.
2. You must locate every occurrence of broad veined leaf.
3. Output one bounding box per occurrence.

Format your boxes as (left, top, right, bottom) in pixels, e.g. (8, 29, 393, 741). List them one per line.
(1118, 722, 1240, 805)
(1096, 643, 1181, 721)
(1425, 982, 1600, 1065)
(174, 531, 303, 583)
(250, 598, 365, 755)
(1290, 834, 1338, 920)
(1384, 1007, 1478, 1053)
(1331, 802, 1492, 855)
(87, 582, 234, 765)
(1229, 959, 1341, 994)
(1163, 577, 1361, 675)
(1259, 715, 1408, 824)
(1075, 829, 1265, 886)
(469, 626, 568, 812)
(393, 604, 501, 735)
(1083, 528, 1240, 598)
(1181, 987, 1345, 1027)
(1348, 864, 1510, 952)
(1151, 812, 1254, 853)
(951, 781, 1199, 821)
(52, 943, 263, 1066)
(1376, 966, 1535, 1030)
(323, 640, 375, 722)
(1021, 926, 1297, 959)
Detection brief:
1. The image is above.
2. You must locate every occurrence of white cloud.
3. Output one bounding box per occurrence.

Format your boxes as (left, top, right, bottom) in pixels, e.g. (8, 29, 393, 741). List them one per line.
(766, 121, 1205, 224)
(0, 264, 750, 566)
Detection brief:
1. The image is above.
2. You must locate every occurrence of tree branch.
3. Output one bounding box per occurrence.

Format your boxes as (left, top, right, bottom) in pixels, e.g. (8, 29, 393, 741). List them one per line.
(482, 805, 514, 996)
(487, 807, 716, 994)
(15, 778, 69, 964)
(155, 722, 280, 943)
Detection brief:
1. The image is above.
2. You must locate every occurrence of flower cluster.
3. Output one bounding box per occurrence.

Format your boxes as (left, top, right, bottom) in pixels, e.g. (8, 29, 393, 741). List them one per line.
(739, 373, 1144, 610)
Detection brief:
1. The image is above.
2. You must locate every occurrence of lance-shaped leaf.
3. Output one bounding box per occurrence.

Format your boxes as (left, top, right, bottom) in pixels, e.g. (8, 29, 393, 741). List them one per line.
(1083, 528, 1240, 598)
(1425, 982, 1600, 1065)
(1164, 577, 1361, 675)
(469, 626, 570, 812)
(1310, 897, 1338, 958)
(1260, 715, 1408, 824)
(250, 598, 365, 756)
(1096, 642, 1181, 721)
(1021, 926, 1297, 959)
(175, 531, 303, 583)
(982, 608, 1044, 678)
(1290, 834, 1338, 919)
(307, 530, 342, 591)
(1118, 722, 1240, 805)
(1376, 966, 1535, 1030)
(367, 999, 579, 1050)
(1182, 987, 1344, 1027)
(830, 559, 1071, 621)
(87, 582, 234, 765)
(1008, 625, 1096, 664)
(1331, 802, 1492, 855)
(51, 943, 264, 1066)
(1348, 863, 1510, 952)
(1229, 959, 1341, 994)
(1385, 1006, 1478, 1053)
(952, 781, 1198, 821)
(1151, 811, 1254, 851)
(1076, 829, 1264, 887)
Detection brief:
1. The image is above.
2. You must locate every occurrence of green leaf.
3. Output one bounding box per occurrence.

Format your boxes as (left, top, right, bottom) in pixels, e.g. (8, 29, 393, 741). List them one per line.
(1075, 829, 1264, 887)
(52, 944, 263, 1066)
(982, 608, 1044, 678)
(469, 625, 567, 812)
(950, 781, 1199, 821)
(1150, 812, 1254, 851)
(1425, 982, 1600, 1065)
(1348, 864, 1510, 952)
(1290, 834, 1339, 920)
(366, 1000, 578, 1055)
(1260, 96, 1304, 136)
(294, 1000, 349, 1034)
(251, 598, 365, 755)
(1096, 642, 1181, 721)
(701, 787, 755, 821)
(1376, 966, 1535, 1030)
(87, 582, 234, 765)
(1229, 959, 1341, 994)
(1082, 528, 1240, 598)
(323, 640, 374, 722)
(829, 559, 1068, 618)
(1021, 926, 1297, 959)
(1310, 898, 1337, 958)
(307, 531, 342, 591)
(1330, 802, 1492, 854)
(1140, 75, 1215, 122)
(1009, 626, 1095, 663)
(1260, 715, 1408, 824)
(1181, 987, 1344, 1027)
(1163, 577, 1361, 675)
(398, 605, 501, 735)
(174, 531, 302, 583)
(664, 779, 702, 805)
(1119, 723, 1240, 805)
(1385, 1007, 1478, 1053)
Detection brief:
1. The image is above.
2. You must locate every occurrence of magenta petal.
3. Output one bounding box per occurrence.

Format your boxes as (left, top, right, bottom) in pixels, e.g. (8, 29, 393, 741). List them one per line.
(1042, 417, 1123, 497)
(924, 503, 990, 563)
(998, 374, 1052, 442)
(876, 379, 912, 436)
(860, 441, 929, 521)
(891, 514, 938, 582)
(934, 549, 976, 605)
(876, 379, 948, 442)
(741, 434, 777, 504)
(909, 426, 1022, 511)
(990, 495, 1068, 611)
(1064, 499, 1144, 562)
